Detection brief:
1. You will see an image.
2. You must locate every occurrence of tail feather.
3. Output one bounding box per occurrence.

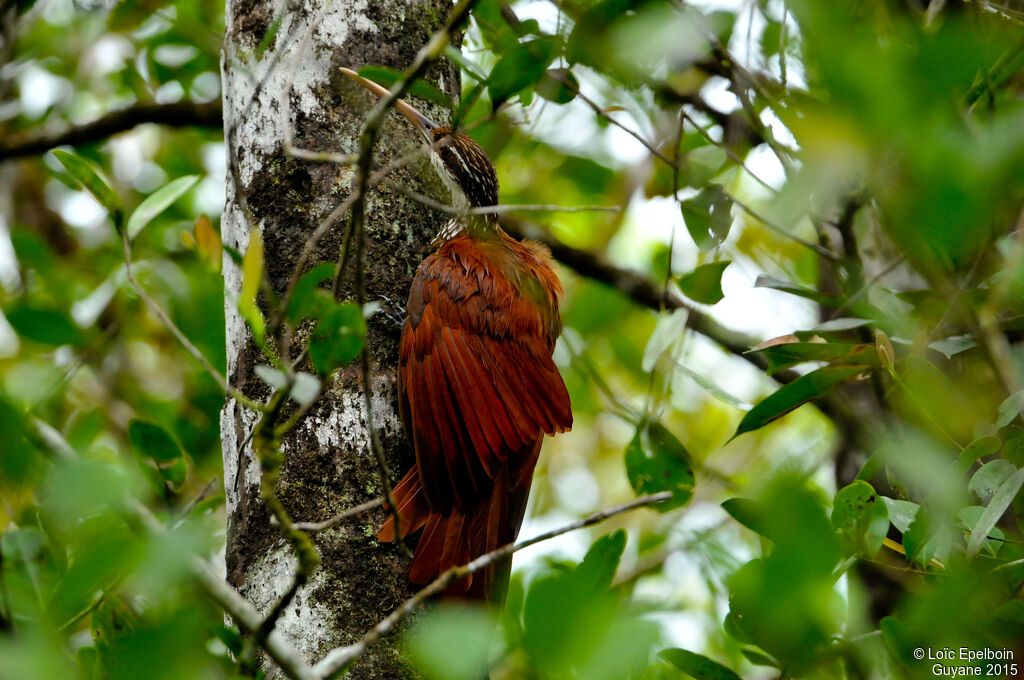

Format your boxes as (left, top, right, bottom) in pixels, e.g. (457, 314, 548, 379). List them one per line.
(409, 513, 446, 583)
(378, 467, 430, 541)
(379, 439, 543, 603)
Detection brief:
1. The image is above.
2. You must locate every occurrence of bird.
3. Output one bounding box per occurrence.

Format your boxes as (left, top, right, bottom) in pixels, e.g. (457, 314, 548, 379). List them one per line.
(340, 67, 573, 603)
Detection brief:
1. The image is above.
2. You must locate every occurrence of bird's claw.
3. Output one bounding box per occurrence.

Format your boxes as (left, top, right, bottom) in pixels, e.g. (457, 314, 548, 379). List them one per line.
(375, 295, 407, 330)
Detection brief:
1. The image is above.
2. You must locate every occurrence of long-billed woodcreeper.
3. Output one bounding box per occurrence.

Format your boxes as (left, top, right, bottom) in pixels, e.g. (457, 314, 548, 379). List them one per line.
(341, 68, 572, 602)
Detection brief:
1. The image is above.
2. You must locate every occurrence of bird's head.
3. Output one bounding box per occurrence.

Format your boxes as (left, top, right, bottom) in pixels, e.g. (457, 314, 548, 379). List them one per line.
(341, 68, 499, 215)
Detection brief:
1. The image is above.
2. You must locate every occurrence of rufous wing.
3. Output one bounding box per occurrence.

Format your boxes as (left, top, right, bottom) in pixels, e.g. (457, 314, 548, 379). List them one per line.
(379, 234, 572, 599)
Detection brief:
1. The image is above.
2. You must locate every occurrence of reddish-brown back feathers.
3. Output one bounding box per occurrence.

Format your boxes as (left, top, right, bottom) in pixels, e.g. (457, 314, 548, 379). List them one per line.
(378, 230, 571, 601)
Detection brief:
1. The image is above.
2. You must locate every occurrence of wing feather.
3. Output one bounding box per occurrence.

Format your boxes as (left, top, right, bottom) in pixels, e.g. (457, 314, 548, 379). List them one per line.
(393, 232, 573, 600)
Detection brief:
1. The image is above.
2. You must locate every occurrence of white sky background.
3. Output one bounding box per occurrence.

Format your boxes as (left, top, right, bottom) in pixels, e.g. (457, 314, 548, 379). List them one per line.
(2, 0, 825, 659)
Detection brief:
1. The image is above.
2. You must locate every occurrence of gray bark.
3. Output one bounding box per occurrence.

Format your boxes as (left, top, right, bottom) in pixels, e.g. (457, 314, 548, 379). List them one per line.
(220, 0, 457, 676)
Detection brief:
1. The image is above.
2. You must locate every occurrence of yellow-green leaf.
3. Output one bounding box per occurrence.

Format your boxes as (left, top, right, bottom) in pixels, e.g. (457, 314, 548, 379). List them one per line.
(125, 175, 199, 240)
(51, 150, 124, 230)
(239, 228, 265, 343)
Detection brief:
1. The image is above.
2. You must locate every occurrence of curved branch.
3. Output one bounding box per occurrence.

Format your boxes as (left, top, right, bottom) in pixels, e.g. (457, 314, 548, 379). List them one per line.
(0, 100, 222, 161)
(313, 491, 673, 679)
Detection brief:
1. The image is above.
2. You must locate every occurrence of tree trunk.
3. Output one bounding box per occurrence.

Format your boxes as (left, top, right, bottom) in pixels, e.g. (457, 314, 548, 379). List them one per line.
(220, 1, 457, 676)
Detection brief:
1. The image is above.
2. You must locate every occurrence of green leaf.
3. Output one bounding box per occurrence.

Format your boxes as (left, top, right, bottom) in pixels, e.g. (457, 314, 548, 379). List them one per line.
(642, 308, 688, 372)
(488, 37, 561, 106)
(309, 302, 366, 375)
(740, 649, 777, 667)
(880, 616, 917, 668)
(51, 150, 124, 229)
(995, 390, 1024, 430)
(520, 529, 655, 677)
(681, 185, 733, 250)
(407, 604, 497, 680)
(749, 341, 878, 375)
(445, 45, 486, 82)
(536, 68, 578, 104)
(125, 175, 199, 240)
(966, 464, 1024, 557)
(955, 435, 1002, 477)
(722, 612, 750, 644)
(672, 360, 750, 409)
(254, 364, 288, 389)
(812, 317, 875, 332)
(731, 365, 866, 439)
(903, 505, 953, 566)
(968, 459, 1016, 502)
(677, 261, 729, 305)
(128, 419, 184, 463)
(721, 498, 770, 537)
(4, 305, 84, 346)
(624, 420, 694, 511)
(241, 228, 264, 307)
(287, 262, 334, 323)
(471, 0, 521, 53)
(0, 398, 37, 484)
(831, 481, 888, 556)
(928, 334, 976, 359)
(681, 146, 727, 189)
(659, 648, 741, 680)
(958, 506, 1003, 557)
(761, 18, 783, 58)
(754, 275, 838, 306)
(160, 457, 188, 492)
(881, 498, 919, 533)
(575, 530, 627, 592)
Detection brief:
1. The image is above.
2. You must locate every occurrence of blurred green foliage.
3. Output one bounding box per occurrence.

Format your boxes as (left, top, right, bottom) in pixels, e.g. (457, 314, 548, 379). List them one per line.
(1, 0, 1024, 678)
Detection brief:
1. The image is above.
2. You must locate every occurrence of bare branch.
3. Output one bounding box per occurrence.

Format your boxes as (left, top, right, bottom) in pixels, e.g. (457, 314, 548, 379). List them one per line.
(285, 148, 357, 164)
(385, 181, 620, 215)
(292, 497, 386, 532)
(314, 492, 673, 679)
(0, 101, 222, 161)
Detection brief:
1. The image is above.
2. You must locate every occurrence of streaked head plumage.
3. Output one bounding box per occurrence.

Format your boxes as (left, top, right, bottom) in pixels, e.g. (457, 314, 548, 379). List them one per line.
(340, 68, 499, 215)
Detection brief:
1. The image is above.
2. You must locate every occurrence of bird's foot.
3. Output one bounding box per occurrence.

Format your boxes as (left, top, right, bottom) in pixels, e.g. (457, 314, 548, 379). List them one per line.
(374, 295, 407, 330)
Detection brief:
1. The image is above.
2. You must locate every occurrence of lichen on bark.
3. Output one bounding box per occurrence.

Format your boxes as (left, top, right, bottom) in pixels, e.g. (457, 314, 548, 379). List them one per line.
(220, 0, 458, 676)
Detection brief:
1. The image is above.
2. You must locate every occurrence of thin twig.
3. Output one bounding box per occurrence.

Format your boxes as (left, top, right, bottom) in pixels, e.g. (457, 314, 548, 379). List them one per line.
(385, 181, 619, 215)
(285, 148, 357, 164)
(121, 230, 260, 410)
(173, 477, 219, 528)
(550, 71, 674, 166)
(829, 255, 905, 320)
(313, 492, 673, 678)
(680, 110, 778, 195)
(293, 497, 385, 531)
(727, 193, 838, 261)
